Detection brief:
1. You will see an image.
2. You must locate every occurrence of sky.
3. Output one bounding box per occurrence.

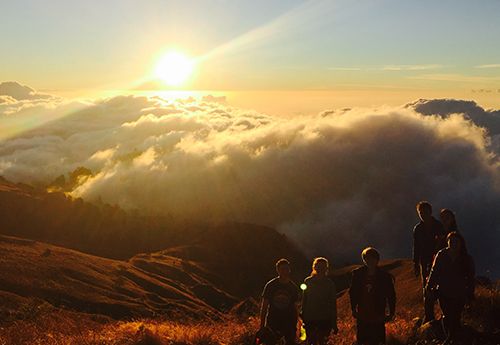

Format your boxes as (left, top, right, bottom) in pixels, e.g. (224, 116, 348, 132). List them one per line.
(1, 0, 500, 110)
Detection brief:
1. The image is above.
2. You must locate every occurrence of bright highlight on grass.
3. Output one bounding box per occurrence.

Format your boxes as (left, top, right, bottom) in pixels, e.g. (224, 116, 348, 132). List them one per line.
(155, 51, 194, 87)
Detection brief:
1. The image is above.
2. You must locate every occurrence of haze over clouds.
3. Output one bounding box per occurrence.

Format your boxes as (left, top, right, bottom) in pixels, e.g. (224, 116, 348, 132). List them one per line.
(1, 82, 499, 275)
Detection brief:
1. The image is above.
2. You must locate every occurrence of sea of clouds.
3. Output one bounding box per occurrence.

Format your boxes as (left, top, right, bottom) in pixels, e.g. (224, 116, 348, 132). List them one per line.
(1, 81, 499, 275)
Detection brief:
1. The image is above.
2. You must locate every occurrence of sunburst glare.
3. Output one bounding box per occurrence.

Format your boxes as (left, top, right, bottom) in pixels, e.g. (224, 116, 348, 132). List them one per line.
(154, 51, 195, 87)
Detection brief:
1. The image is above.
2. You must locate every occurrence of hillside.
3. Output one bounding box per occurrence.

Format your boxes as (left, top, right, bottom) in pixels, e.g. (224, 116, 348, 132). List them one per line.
(156, 222, 309, 296)
(1, 254, 497, 344)
(0, 234, 238, 321)
(0, 177, 497, 344)
(0, 176, 308, 298)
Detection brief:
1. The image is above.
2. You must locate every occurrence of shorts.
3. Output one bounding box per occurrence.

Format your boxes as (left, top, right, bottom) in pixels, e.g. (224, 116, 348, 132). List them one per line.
(303, 319, 332, 337)
(356, 320, 385, 345)
(267, 319, 297, 345)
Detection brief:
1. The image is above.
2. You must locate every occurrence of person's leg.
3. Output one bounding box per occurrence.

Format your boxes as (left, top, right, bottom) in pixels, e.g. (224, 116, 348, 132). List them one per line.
(362, 322, 385, 345)
(357, 320, 369, 345)
(424, 289, 436, 323)
(317, 320, 332, 345)
(375, 322, 386, 345)
(422, 262, 435, 322)
(283, 327, 297, 345)
(439, 296, 452, 341)
(274, 321, 297, 345)
(448, 298, 465, 341)
(269, 322, 292, 345)
(304, 321, 318, 345)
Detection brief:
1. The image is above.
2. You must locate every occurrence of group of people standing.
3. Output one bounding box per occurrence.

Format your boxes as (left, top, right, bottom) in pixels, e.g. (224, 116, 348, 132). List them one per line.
(413, 202, 475, 344)
(257, 201, 475, 345)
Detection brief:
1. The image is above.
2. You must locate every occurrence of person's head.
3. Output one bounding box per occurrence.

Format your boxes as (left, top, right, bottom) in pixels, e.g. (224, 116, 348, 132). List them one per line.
(361, 247, 380, 270)
(440, 208, 457, 231)
(416, 201, 433, 222)
(275, 258, 291, 278)
(447, 231, 467, 255)
(311, 257, 329, 276)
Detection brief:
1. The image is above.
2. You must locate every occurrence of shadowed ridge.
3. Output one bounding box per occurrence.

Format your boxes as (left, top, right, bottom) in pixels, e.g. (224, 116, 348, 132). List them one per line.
(158, 222, 309, 297)
(0, 235, 229, 320)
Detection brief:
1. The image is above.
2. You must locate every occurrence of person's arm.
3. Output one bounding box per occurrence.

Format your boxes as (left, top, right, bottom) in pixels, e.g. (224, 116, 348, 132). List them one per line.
(331, 281, 338, 333)
(349, 271, 358, 318)
(386, 274, 396, 321)
(300, 280, 307, 319)
(413, 226, 421, 277)
(295, 284, 301, 321)
(260, 282, 271, 329)
(294, 301, 301, 322)
(260, 298, 269, 329)
(425, 251, 442, 291)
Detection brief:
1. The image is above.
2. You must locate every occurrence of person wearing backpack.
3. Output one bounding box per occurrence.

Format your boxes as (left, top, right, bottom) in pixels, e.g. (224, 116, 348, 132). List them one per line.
(301, 257, 338, 345)
(349, 247, 396, 345)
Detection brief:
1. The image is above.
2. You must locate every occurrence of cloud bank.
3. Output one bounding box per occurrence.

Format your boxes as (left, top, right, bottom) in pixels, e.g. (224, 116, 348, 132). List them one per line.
(1, 83, 499, 275)
(0, 81, 53, 101)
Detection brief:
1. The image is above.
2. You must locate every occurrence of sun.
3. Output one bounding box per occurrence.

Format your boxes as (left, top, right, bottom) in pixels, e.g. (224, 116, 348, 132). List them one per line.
(154, 51, 194, 87)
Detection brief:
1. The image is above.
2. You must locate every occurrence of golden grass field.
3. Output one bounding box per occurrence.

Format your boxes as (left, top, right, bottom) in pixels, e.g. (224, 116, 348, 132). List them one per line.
(0, 262, 497, 345)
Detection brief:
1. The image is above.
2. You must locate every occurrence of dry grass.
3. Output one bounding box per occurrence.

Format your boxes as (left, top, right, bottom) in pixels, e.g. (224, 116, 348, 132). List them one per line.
(0, 312, 417, 345)
(0, 298, 420, 345)
(0, 260, 497, 345)
(0, 291, 497, 345)
(0, 312, 258, 345)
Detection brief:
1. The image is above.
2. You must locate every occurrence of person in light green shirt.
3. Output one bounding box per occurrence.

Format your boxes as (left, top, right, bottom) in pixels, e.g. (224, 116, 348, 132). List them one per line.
(301, 257, 338, 345)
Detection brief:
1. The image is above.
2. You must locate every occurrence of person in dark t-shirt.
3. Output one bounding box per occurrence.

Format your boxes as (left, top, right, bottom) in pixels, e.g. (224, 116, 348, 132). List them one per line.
(413, 201, 446, 322)
(259, 258, 300, 345)
(349, 247, 396, 345)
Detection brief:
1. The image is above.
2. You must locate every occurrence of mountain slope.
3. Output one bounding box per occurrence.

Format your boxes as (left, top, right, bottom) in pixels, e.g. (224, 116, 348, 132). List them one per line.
(0, 234, 234, 320)
(1, 255, 497, 345)
(0, 176, 308, 298)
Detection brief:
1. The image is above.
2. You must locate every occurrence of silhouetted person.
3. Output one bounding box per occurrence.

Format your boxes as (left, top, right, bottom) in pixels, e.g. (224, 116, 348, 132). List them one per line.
(349, 247, 396, 345)
(440, 208, 458, 234)
(301, 257, 338, 345)
(439, 208, 458, 266)
(413, 201, 446, 322)
(260, 259, 300, 345)
(426, 232, 475, 345)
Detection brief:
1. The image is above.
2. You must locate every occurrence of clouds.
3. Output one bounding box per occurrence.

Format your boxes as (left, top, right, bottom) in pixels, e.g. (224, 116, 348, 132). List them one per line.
(0, 83, 499, 275)
(409, 98, 500, 153)
(328, 64, 443, 72)
(0, 81, 52, 101)
(409, 74, 500, 83)
(381, 64, 443, 71)
(0, 81, 86, 141)
(474, 64, 500, 69)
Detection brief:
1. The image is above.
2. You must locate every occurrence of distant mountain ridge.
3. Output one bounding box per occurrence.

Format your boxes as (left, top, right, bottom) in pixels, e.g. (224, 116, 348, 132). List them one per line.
(0, 176, 308, 298)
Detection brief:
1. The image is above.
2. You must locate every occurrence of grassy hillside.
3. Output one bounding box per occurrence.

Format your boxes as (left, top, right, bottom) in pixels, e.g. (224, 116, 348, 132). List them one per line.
(0, 234, 233, 320)
(0, 255, 497, 344)
(0, 176, 308, 298)
(0, 177, 497, 344)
